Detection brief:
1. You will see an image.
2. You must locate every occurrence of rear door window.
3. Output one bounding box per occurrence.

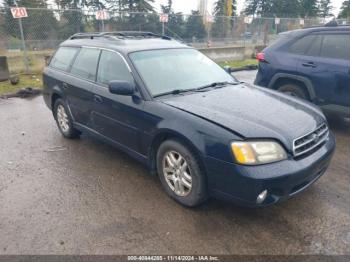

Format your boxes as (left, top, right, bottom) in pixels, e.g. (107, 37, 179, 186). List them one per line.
(320, 34, 350, 60)
(288, 35, 315, 55)
(50, 47, 79, 72)
(70, 48, 101, 81)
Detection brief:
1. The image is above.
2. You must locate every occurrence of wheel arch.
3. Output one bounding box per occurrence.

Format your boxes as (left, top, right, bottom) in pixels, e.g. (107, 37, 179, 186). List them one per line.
(148, 129, 206, 178)
(51, 92, 62, 110)
(268, 73, 316, 101)
(51, 90, 75, 122)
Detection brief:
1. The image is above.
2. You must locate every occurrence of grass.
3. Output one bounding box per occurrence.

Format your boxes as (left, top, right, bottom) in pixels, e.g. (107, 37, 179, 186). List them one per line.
(0, 74, 42, 96)
(1, 50, 54, 75)
(218, 59, 258, 68)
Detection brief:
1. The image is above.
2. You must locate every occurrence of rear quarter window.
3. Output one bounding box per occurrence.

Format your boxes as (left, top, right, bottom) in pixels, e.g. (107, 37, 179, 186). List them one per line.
(320, 34, 350, 60)
(288, 35, 316, 55)
(50, 47, 79, 72)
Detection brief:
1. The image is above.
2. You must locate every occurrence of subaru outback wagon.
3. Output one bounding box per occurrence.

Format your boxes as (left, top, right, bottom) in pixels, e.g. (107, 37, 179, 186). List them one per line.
(255, 22, 350, 117)
(43, 32, 335, 207)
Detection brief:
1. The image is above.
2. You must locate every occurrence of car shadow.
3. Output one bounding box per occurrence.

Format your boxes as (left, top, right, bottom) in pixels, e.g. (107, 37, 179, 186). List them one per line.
(326, 115, 350, 134)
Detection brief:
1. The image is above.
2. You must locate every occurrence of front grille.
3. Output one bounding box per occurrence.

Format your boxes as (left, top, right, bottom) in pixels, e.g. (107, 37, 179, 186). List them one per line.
(293, 124, 329, 157)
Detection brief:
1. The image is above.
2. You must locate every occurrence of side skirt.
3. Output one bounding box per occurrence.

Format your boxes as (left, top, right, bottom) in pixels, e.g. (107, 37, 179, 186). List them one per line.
(74, 123, 150, 167)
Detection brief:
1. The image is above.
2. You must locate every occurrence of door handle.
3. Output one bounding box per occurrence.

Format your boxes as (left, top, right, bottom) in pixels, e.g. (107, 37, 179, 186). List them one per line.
(302, 62, 317, 68)
(62, 82, 69, 89)
(94, 95, 103, 104)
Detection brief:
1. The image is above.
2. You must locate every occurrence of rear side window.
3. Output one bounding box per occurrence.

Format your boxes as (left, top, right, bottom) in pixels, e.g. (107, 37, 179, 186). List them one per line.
(320, 34, 350, 60)
(70, 48, 101, 81)
(97, 50, 133, 85)
(50, 47, 79, 72)
(288, 35, 315, 55)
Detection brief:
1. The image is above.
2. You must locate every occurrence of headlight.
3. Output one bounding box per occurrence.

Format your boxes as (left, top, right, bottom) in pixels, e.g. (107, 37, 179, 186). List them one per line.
(231, 141, 287, 165)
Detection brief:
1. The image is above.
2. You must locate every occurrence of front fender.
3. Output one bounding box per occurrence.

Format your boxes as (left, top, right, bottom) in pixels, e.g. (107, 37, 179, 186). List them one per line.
(143, 102, 242, 166)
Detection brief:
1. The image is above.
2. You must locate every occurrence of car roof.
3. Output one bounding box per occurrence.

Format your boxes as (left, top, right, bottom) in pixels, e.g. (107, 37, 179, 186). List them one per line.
(283, 25, 350, 37)
(59, 31, 190, 55)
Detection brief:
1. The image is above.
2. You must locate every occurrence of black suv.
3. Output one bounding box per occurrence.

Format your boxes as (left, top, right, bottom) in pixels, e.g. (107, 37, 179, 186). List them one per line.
(43, 32, 335, 207)
(255, 23, 350, 117)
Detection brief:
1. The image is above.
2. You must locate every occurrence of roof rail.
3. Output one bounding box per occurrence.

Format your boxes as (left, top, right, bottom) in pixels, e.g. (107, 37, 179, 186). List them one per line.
(69, 32, 105, 40)
(69, 31, 172, 40)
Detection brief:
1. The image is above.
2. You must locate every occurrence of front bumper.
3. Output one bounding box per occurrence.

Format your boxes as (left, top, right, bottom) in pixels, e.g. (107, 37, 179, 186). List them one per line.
(205, 133, 336, 207)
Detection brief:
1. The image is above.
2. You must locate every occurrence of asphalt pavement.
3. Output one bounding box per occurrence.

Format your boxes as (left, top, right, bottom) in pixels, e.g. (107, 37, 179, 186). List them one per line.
(0, 71, 349, 255)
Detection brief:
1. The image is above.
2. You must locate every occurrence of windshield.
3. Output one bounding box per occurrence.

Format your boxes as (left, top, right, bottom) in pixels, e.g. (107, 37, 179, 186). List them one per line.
(129, 49, 237, 97)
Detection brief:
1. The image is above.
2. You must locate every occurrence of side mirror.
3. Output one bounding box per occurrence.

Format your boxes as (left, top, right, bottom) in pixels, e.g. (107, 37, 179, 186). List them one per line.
(108, 80, 135, 96)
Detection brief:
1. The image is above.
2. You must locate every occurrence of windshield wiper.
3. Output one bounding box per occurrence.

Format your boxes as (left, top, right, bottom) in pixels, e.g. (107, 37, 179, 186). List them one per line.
(153, 81, 240, 98)
(194, 81, 240, 92)
(153, 88, 197, 98)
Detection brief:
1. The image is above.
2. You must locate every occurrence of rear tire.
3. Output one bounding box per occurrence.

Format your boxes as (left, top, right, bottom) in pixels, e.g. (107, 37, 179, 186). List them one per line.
(156, 139, 207, 207)
(278, 83, 308, 100)
(53, 98, 81, 139)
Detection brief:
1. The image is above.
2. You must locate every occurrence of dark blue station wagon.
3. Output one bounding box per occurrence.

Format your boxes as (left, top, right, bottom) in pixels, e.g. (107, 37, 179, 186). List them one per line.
(43, 32, 336, 207)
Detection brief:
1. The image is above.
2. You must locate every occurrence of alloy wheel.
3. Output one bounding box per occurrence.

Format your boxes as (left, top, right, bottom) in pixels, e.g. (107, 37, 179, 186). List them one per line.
(163, 151, 192, 197)
(57, 104, 70, 133)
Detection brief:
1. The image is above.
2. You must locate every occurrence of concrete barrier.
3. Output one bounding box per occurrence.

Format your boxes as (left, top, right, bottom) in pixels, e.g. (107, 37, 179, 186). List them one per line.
(0, 56, 10, 82)
(198, 45, 267, 62)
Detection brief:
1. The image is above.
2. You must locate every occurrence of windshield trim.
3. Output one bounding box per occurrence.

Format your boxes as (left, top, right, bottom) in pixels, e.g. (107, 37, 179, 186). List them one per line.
(128, 47, 238, 99)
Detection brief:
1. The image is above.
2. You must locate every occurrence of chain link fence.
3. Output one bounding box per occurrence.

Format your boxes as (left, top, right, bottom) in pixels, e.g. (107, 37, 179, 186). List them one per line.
(0, 7, 349, 74)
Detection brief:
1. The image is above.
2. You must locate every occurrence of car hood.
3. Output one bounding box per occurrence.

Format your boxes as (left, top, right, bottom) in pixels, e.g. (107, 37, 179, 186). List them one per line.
(160, 84, 326, 152)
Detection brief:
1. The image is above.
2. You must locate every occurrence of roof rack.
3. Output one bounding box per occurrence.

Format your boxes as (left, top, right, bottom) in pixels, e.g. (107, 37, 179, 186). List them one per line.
(69, 31, 172, 40)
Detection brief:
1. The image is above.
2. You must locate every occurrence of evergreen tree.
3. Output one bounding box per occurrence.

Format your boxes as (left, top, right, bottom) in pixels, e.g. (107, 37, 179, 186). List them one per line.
(244, 0, 274, 17)
(339, 1, 350, 19)
(3, 0, 58, 46)
(160, 0, 172, 14)
(318, 0, 333, 18)
(185, 10, 206, 40)
(55, 0, 104, 9)
(273, 0, 300, 17)
(160, 0, 185, 38)
(244, 0, 300, 18)
(212, 0, 237, 38)
(299, 0, 319, 18)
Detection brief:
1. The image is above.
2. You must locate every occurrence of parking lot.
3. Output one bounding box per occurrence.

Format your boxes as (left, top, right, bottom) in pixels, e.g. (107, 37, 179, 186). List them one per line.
(0, 71, 349, 255)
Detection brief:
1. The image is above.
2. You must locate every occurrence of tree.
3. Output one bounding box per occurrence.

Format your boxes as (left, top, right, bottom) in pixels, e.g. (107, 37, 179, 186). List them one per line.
(318, 0, 333, 18)
(212, 0, 237, 38)
(2, 0, 58, 48)
(299, 0, 319, 18)
(160, 0, 172, 14)
(245, 0, 305, 18)
(339, 1, 350, 19)
(121, 0, 155, 12)
(184, 10, 206, 40)
(160, 0, 185, 38)
(244, 0, 274, 17)
(273, 0, 300, 17)
(55, 0, 104, 9)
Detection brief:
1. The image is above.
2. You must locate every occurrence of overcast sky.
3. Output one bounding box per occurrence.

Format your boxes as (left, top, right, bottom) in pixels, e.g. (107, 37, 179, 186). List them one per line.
(154, 0, 344, 17)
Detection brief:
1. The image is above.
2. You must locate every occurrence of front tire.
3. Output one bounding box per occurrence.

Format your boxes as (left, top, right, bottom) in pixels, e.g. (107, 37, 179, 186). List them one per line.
(156, 139, 207, 207)
(53, 98, 81, 139)
(278, 83, 308, 100)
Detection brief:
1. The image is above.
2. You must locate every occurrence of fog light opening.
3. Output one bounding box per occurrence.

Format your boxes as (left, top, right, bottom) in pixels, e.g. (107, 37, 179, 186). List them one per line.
(256, 190, 268, 204)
